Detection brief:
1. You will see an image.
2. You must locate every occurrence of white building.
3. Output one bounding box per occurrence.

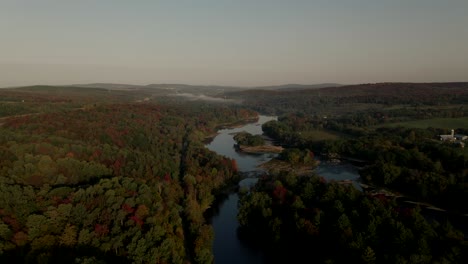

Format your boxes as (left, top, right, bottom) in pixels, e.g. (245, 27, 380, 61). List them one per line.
(439, 129, 467, 143)
(439, 129, 455, 141)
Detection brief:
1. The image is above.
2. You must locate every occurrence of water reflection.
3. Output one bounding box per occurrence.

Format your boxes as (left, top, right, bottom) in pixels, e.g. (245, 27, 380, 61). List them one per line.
(206, 116, 276, 263)
(206, 115, 362, 263)
(205, 116, 277, 172)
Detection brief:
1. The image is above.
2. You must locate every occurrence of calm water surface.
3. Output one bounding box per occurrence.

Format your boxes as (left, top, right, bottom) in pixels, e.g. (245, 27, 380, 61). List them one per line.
(206, 115, 277, 172)
(206, 115, 360, 264)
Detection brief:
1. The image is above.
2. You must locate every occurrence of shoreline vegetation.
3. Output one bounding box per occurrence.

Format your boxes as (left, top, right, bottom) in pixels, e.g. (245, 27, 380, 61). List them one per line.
(2, 82, 467, 262)
(217, 116, 259, 130)
(202, 116, 260, 144)
(258, 158, 320, 176)
(236, 144, 284, 154)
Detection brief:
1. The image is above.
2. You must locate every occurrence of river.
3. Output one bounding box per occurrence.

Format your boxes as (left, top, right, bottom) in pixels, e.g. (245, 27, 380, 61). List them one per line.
(205, 115, 361, 264)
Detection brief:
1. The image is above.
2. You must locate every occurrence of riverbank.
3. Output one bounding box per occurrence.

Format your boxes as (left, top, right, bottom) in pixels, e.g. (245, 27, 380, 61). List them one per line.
(217, 116, 259, 129)
(205, 114, 277, 264)
(203, 116, 260, 144)
(236, 144, 284, 154)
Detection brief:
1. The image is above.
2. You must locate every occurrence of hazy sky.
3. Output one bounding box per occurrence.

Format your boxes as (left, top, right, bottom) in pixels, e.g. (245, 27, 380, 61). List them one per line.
(1, 0, 467, 87)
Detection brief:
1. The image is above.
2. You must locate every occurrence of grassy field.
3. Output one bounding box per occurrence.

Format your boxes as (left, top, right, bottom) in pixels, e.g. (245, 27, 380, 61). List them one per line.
(375, 117, 468, 129)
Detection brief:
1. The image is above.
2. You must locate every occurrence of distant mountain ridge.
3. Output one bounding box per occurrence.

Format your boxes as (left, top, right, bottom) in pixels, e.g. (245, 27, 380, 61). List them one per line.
(68, 83, 144, 90)
(223, 82, 468, 103)
(67, 82, 342, 91)
(5, 82, 468, 94)
(252, 83, 342, 90)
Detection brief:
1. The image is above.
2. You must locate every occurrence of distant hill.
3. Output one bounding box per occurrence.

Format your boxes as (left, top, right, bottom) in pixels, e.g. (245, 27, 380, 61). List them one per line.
(12, 85, 108, 93)
(4, 82, 468, 115)
(9, 82, 468, 105)
(223, 82, 468, 115)
(316, 82, 468, 97)
(67, 83, 342, 91)
(253, 83, 342, 90)
(145, 83, 242, 90)
(227, 82, 468, 97)
(68, 83, 144, 90)
(67, 83, 342, 97)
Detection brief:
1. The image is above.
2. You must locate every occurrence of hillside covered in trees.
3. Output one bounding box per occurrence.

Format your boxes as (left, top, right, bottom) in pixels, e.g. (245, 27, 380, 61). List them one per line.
(1, 82, 468, 263)
(233, 82, 468, 263)
(238, 172, 467, 263)
(226, 82, 468, 117)
(0, 86, 256, 263)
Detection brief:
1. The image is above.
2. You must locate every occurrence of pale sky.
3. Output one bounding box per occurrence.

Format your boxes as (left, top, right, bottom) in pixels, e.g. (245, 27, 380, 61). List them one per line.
(1, 0, 467, 87)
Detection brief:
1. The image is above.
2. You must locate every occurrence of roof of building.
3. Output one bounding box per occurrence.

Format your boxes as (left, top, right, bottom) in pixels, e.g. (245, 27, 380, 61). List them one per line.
(439, 135, 455, 140)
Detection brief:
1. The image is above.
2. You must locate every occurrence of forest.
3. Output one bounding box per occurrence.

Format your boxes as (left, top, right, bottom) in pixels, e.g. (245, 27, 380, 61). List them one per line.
(1, 82, 468, 263)
(238, 172, 466, 263)
(0, 86, 256, 263)
(236, 82, 468, 263)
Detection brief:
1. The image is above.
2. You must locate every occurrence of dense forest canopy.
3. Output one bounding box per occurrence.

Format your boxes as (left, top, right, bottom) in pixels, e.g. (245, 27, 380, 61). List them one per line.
(231, 82, 468, 263)
(226, 82, 468, 117)
(1, 82, 467, 263)
(0, 86, 256, 263)
(238, 172, 467, 263)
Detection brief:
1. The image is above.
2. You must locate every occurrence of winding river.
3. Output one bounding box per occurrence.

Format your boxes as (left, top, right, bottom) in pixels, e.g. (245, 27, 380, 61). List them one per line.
(205, 115, 361, 264)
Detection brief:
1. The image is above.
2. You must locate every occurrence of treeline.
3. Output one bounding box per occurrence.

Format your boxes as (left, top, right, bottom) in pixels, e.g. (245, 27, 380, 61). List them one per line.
(226, 83, 468, 139)
(277, 148, 315, 166)
(238, 172, 468, 263)
(263, 116, 468, 213)
(262, 110, 468, 142)
(326, 127, 468, 213)
(0, 101, 256, 263)
(233, 132, 265, 147)
(229, 82, 468, 263)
